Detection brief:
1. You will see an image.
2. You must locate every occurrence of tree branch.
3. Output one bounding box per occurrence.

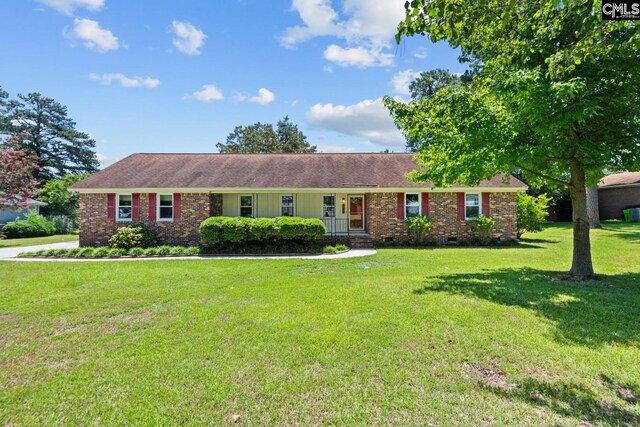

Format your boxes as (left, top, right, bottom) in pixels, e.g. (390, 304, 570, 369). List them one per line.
(516, 164, 570, 186)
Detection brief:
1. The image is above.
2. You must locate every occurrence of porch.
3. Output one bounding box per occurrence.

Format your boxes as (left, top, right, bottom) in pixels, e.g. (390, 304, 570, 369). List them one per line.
(214, 192, 369, 237)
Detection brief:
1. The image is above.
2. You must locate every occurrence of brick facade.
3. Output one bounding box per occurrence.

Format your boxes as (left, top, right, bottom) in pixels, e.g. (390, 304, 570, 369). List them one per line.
(79, 193, 210, 247)
(598, 186, 640, 220)
(365, 192, 517, 244)
(79, 191, 519, 247)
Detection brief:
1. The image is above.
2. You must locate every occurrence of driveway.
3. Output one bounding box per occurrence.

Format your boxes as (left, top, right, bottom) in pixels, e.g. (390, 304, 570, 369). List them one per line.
(0, 241, 79, 260)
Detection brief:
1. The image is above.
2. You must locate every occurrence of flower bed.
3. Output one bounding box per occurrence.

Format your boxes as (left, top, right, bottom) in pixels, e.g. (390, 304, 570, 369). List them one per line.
(17, 244, 350, 258)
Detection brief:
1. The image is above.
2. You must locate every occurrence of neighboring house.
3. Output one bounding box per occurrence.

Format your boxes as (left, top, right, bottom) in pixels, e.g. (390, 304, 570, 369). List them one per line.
(597, 171, 640, 220)
(0, 198, 48, 225)
(69, 153, 526, 247)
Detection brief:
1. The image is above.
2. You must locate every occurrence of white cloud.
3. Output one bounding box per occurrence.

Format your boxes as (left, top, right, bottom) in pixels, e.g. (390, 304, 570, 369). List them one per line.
(70, 18, 119, 52)
(306, 98, 405, 147)
(37, 0, 104, 15)
(390, 69, 421, 95)
(236, 88, 276, 105)
(89, 73, 160, 88)
(172, 20, 206, 55)
(281, 0, 405, 68)
(324, 44, 393, 68)
(189, 84, 224, 102)
(280, 0, 342, 48)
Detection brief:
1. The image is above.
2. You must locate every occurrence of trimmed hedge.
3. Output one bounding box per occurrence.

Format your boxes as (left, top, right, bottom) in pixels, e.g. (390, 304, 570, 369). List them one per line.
(199, 216, 326, 246)
(2, 212, 56, 238)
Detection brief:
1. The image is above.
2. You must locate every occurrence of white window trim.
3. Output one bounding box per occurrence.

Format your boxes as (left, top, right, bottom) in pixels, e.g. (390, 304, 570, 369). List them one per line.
(405, 193, 421, 218)
(116, 193, 132, 222)
(321, 194, 336, 218)
(239, 194, 254, 217)
(156, 194, 174, 222)
(465, 192, 482, 220)
(280, 194, 295, 217)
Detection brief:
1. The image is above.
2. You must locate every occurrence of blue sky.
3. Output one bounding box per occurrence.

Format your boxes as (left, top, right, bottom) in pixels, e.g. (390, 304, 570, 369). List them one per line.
(0, 0, 464, 167)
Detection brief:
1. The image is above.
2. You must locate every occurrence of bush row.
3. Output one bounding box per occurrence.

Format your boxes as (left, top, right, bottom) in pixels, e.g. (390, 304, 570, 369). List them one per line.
(200, 216, 326, 246)
(18, 245, 200, 258)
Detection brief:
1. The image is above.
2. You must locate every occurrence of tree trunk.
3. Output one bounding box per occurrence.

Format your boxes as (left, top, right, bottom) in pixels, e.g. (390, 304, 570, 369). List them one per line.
(568, 160, 595, 279)
(586, 186, 601, 229)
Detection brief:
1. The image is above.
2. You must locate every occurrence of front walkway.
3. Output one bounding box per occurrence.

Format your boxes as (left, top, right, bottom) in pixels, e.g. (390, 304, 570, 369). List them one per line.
(0, 241, 80, 260)
(1, 245, 376, 262)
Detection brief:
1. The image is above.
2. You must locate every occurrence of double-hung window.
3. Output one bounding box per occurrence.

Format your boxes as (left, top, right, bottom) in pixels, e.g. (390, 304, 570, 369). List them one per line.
(240, 195, 253, 217)
(405, 194, 420, 218)
(158, 194, 173, 221)
(281, 195, 294, 216)
(465, 193, 481, 219)
(322, 195, 335, 218)
(117, 194, 132, 221)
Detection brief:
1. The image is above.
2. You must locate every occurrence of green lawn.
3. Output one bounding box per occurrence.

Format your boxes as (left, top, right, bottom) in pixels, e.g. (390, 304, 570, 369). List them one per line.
(0, 233, 78, 248)
(1, 222, 639, 426)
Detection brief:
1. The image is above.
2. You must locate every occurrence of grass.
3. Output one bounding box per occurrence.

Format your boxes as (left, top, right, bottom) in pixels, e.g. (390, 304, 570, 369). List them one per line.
(1, 222, 639, 425)
(0, 233, 78, 248)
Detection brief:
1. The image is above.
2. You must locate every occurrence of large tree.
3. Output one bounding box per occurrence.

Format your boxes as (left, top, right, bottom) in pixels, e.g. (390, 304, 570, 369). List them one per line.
(0, 90, 99, 181)
(216, 116, 316, 153)
(38, 173, 89, 217)
(0, 134, 40, 208)
(385, 0, 639, 278)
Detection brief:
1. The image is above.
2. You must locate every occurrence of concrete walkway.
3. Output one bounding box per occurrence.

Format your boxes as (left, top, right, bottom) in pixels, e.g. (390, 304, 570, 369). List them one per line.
(0, 241, 79, 260)
(1, 245, 376, 262)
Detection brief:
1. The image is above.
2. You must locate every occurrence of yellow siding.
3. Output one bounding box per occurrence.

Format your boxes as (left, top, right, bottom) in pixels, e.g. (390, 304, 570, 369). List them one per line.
(221, 192, 352, 219)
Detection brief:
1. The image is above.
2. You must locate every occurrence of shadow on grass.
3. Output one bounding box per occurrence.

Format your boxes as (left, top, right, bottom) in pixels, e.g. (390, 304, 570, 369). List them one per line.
(485, 376, 640, 425)
(414, 268, 640, 347)
(600, 223, 640, 244)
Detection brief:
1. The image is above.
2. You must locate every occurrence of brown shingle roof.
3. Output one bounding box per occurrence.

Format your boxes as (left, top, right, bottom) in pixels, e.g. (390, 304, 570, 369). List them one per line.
(599, 172, 640, 188)
(70, 153, 527, 190)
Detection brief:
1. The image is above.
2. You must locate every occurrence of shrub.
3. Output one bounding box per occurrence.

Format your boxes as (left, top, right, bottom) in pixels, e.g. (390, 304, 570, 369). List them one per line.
(156, 245, 171, 255)
(108, 224, 157, 250)
(51, 249, 70, 257)
(185, 246, 200, 255)
(199, 217, 227, 245)
(128, 247, 145, 257)
(66, 248, 81, 257)
(200, 216, 325, 246)
(17, 251, 35, 258)
(335, 243, 348, 251)
(108, 248, 126, 258)
(323, 245, 338, 254)
(47, 215, 77, 234)
(249, 217, 278, 242)
(143, 247, 157, 256)
(275, 217, 326, 241)
(516, 192, 550, 238)
(169, 246, 186, 255)
(406, 216, 433, 245)
(2, 211, 56, 238)
(467, 215, 496, 246)
(221, 217, 252, 243)
(93, 246, 110, 258)
(78, 247, 95, 258)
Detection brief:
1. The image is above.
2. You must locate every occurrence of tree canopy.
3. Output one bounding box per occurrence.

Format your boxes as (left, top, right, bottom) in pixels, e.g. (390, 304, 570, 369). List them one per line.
(0, 89, 99, 181)
(38, 173, 89, 217)
(384, 0, 640, 278)
(216, 116, 316, 154)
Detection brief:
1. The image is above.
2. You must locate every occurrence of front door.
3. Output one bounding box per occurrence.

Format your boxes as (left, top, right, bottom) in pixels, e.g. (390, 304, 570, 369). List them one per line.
(349, 195, 364, 231)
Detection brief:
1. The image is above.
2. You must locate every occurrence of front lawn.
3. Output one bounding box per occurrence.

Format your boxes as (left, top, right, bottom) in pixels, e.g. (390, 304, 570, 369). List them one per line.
(0, 233, 78, 248)
(1, 222, 639, 425)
